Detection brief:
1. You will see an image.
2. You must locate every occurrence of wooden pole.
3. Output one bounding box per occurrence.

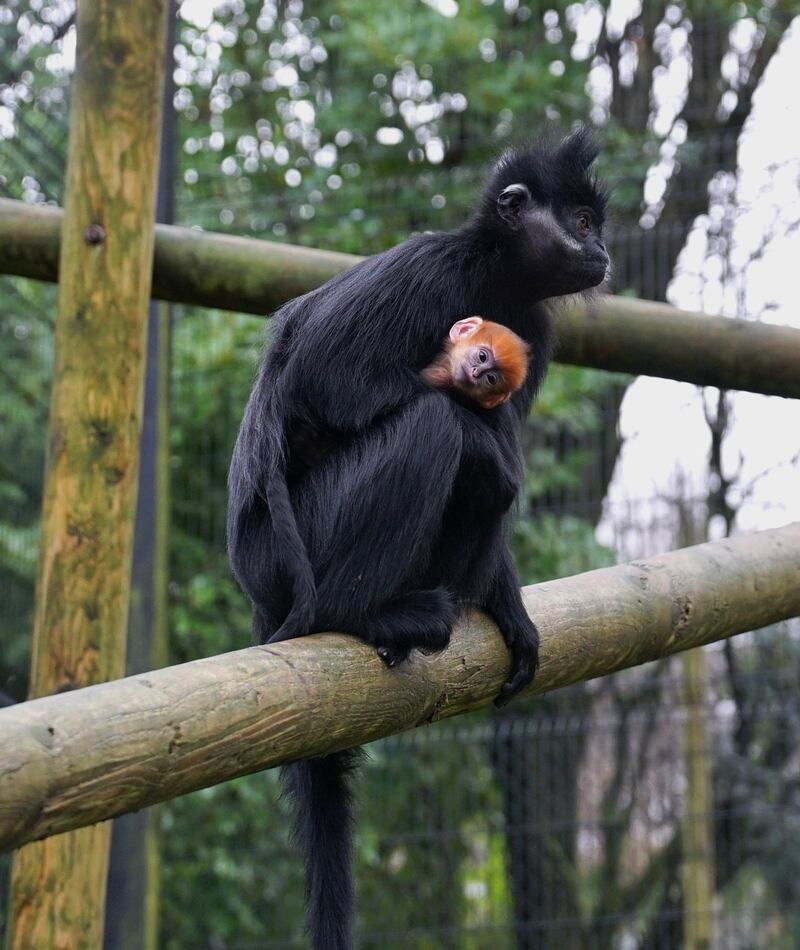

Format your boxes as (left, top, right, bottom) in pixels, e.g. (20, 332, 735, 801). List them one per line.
(680, 646, 716, 950)
(1, 199, 800, 399)
(676, 511, 716, 949)
(104, 7, 176, 948)
(0, 523, 798, 856)
(5, 0, 168, 947)
(0, 198, 357, 315)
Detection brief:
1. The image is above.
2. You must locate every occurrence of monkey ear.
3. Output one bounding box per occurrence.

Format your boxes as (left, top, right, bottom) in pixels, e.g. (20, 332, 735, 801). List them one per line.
(497, 183, 530, 227)
(449, 317, 483, 342)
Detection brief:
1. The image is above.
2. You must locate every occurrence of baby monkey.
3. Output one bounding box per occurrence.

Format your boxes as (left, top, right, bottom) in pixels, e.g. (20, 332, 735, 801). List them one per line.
(422, 316, 530, 409)
(289, 318, 528, 477)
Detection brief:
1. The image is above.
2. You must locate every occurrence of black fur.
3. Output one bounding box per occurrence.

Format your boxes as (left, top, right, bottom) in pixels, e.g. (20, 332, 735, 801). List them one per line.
(227, 127, 608, 950)
(280, 749, 365, 950)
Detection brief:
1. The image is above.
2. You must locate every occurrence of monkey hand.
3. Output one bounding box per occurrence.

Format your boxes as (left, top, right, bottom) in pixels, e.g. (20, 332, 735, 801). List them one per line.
(494, 617, 539, 708)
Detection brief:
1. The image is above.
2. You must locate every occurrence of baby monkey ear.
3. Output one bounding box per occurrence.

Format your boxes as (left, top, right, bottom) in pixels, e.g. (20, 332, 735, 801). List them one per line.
(449, 316, 484, 342)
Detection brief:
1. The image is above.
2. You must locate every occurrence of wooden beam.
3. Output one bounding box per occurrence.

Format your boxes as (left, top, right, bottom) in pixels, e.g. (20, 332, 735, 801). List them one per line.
(5, 1, 169, 948)
(104, 8, 177, 948)
(0, 198, 356, 315)
(1, 198, 799, 399)
(0, 523, 798, 857)
(554, 297, 800, 402)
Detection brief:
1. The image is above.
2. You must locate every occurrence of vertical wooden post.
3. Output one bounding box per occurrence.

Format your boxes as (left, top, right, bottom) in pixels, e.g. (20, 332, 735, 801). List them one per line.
(680, 646, 716, 950)
(5, 0, 168, 947)
(102, 303, 171, 950)
(104, 6, 175, 945)
(675, 508, 716, 950)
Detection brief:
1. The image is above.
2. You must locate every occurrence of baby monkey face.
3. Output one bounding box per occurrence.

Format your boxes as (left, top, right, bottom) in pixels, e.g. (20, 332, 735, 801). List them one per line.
(442, 317, 530, 410)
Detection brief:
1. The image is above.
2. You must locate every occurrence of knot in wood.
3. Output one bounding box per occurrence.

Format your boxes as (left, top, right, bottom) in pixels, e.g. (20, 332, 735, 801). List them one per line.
(84, 223, 105, 245)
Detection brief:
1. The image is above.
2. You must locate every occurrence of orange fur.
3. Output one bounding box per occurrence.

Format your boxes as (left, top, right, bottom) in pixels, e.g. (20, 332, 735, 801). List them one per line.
(469, 321, 530, 393)
(422, 317, 531, 409)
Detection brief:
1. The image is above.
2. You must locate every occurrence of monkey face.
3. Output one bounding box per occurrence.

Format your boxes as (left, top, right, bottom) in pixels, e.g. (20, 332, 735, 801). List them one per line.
(518, 201, 608, 294)
(454, 348, 510, 408)
(489, 128, 610, 300)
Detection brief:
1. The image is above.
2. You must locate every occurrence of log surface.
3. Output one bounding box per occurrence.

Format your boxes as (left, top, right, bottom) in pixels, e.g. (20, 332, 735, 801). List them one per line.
(1, 523, 798, 856)
(1, 199, 799, 398)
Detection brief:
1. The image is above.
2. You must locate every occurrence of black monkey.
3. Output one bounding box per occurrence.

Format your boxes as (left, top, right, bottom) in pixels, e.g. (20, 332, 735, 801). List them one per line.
(227, 128, 608, 949)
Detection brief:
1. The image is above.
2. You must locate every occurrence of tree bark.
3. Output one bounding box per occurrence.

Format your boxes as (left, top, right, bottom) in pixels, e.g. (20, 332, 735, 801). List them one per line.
(4, 1, 168, 947)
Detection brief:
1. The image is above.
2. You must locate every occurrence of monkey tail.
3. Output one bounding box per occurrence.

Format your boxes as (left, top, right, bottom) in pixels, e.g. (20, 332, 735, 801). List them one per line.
(264, 469, 317, 643)
(281, 748, 364, 950)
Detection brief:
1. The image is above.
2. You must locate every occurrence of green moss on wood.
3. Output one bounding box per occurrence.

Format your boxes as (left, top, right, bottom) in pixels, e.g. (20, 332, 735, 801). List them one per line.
(1, 198, 799, 398)
(5, 0, 169, 947)
(0, 524, 798, 857)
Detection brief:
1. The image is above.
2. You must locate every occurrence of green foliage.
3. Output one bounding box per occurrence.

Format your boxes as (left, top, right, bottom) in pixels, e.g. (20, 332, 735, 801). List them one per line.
(171, 0, 608, 251)
(160, 772, 306, 948)
(168, 309, 262, 661)
(6, 0, 792, 945)
(0, 277, 54, 698)
(514, 512, 614, 585)
(358, 726, 511, 946)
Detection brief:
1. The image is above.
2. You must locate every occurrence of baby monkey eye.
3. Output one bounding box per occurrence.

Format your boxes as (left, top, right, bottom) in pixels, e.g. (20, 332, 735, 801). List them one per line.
(478, 349, 488, 363)
(576, 211, 592, 231)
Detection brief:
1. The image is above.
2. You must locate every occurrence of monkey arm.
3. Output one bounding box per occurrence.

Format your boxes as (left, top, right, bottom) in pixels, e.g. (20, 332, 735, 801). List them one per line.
(452, 405, 536, 701)
(280, 359, 435, 478)
(295, 392, 464, 621)
(452, 404, 522, 512)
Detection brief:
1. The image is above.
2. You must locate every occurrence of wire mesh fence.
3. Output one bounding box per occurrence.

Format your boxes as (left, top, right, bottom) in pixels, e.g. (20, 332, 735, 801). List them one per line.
(1, 2, 800, 947)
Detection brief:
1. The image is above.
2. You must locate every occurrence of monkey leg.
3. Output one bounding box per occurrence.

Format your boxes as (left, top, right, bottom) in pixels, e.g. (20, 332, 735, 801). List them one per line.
(227, 496, 293, 643)
(365, 588, 456, 668)
(297, 394, 463, 650)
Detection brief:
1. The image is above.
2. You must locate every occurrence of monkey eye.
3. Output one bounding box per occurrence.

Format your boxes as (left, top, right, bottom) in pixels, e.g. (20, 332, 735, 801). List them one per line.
(576, 211, 592, 231)
(486, 373, 498, 386)
(478, 349, 488, 363)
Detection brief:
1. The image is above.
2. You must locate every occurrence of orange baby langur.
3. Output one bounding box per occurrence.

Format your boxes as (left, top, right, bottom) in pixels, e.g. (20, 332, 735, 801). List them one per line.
(422, 317, 530, 409)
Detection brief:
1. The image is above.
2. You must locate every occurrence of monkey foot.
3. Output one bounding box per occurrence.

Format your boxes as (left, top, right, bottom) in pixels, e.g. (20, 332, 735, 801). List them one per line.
(377, 646, 410, 668)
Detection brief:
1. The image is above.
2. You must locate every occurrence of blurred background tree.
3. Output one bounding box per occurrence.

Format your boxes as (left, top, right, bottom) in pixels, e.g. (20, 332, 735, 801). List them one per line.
(1, 1, 799, 947)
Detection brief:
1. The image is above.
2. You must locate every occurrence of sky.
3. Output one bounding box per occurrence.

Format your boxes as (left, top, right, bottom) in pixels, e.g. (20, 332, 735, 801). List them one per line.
(598, 17, 800, 558)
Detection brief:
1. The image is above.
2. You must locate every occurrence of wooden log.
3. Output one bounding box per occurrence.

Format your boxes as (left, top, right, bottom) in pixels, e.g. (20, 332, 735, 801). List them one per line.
(1, 198, 799, 399)
(0, 523, 798, 857)
(0, 198, 356, 315)
(554, 296, 800, 401)
(680, 647, 716, 950)
(5, 1, 169, 948)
